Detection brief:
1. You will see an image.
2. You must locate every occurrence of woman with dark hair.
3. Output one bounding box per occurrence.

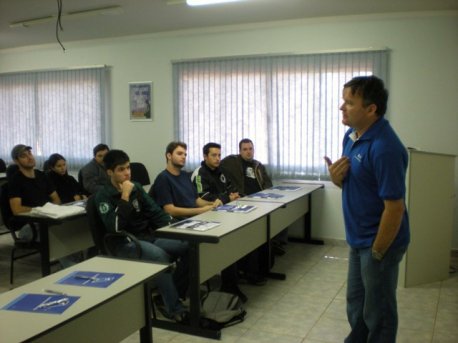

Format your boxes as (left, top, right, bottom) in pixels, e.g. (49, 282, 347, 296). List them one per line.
(46, 153, 86, 203)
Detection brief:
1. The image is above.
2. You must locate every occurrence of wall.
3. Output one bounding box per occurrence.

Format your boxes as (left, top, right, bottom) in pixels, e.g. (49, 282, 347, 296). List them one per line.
(1, 11, 457, 247)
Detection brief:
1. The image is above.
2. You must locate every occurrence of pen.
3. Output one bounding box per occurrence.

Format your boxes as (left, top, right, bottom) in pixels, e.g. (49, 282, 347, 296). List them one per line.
(43, 289, 67, 296)
(34, 297, 70, 311)
(74, 275, 97, 281)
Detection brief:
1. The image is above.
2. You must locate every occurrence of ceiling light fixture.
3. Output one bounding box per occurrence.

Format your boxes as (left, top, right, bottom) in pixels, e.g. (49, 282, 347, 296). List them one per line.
(9, 5, 123, 28)
(186, 0, 244, 6)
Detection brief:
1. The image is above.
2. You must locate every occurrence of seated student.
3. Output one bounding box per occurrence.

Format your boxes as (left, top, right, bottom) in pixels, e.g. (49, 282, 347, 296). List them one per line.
(221, 138, 281, 281)
(8, 144, 61, 240)
(220, 138, 273, 196)
(94, 149, 189, 322)
(150, 141, 221, 219)
(9, 145, 84, 268)
(150, 141, 222, 298)
(45, 153, 87, 204)
(191, 142, 240, 204)
(80, 143, 110, 195)
(191, 142, 248, 302)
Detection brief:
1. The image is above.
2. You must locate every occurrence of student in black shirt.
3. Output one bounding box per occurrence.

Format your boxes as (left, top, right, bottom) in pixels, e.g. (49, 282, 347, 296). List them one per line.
(8, 144, 60, 240)
(45, 153, 86, 204)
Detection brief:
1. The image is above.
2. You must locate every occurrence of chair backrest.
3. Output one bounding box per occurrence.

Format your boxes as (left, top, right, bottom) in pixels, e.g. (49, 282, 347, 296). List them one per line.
(0, 158, 6, 173)
(0, 182, 23, 233)
(85, 196, 108, 255)
(130, 162, 150, 186)
(6, 164, 19, 180)
(0, 183, 13, 229)
(78, 169, 91, 196)
(42, 159, 50, 172)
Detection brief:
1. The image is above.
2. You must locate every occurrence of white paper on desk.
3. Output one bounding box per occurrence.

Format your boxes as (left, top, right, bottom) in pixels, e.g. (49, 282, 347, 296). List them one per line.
(30, 202, 86, 219)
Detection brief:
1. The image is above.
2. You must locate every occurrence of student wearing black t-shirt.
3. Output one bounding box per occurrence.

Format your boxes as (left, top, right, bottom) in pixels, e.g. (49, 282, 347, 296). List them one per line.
(8, 144, 61, 240)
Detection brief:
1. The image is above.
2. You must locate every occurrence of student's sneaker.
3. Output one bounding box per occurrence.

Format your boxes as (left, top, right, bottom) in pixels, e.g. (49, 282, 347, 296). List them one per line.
(172, 310, 190, 324)
(153, 297, 189, 324)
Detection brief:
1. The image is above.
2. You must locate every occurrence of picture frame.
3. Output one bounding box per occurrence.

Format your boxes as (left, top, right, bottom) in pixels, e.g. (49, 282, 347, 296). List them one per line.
(129, 81, 153, 121)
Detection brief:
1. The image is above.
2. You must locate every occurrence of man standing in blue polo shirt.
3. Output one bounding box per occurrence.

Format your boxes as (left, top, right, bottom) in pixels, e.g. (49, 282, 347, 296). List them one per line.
(325, 75, 410, 343)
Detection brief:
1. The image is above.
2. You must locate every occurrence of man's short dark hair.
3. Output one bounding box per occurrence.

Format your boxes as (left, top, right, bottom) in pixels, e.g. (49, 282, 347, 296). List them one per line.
(239, 138, 253, 151)
(344, 75, 389, 117)
(165, 141, 187, 156)
(203, 142, 221, 156)
(93, 143, 110, 157)
(103, 150, 129, 171)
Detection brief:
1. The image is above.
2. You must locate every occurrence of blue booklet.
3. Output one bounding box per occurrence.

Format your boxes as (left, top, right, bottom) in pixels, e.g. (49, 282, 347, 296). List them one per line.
(57, 271, 124, 288)
(248, 192, 284, 199)
(3, 293, 80, 314)
(270, 185, 302, 191)
(214, 204, 256, 213)
(170, 219, 220, 231)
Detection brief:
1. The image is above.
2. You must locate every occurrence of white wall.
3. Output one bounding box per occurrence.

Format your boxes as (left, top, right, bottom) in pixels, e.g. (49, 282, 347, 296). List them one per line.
(1, 11, 457, 247)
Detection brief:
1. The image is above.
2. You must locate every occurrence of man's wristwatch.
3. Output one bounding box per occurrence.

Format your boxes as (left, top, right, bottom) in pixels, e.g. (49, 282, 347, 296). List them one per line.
(372, 249, 384, 261)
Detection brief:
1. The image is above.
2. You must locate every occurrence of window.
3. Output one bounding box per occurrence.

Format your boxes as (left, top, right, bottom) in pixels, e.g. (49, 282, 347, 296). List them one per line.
(173, 50, 388, 179)
(0, 67, 109, 170)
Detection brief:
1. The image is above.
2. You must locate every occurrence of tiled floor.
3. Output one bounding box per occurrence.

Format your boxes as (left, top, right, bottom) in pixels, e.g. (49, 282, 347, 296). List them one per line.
(1, 229, 457, 343)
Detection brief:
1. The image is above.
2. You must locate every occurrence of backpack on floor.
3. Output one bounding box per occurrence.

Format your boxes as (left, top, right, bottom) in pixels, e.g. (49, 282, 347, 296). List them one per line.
(200, 291, 246, 330)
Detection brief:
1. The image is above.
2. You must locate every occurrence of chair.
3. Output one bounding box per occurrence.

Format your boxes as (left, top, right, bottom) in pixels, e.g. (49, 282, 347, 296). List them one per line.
(0, 182, 41, 284)
(6, 164, 19, 180)
(78, 169, 91, 196)
(130, 162, 150, 186)
(42, 159, 50, 172)
(85, 196, 142, 258)
(0, 158, 6, 173)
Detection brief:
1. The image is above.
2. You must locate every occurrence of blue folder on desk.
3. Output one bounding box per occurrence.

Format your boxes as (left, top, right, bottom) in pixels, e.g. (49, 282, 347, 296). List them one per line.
(270, 185, 302, 191)
(3, 293, 80, 315)
(214, 204, 256, 213)
(248, 192, 284, 199)
(57, 271, 124, 288)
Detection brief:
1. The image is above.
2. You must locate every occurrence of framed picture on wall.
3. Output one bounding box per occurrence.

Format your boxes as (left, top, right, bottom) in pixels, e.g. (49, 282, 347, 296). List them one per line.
(129, 81, 153, 121)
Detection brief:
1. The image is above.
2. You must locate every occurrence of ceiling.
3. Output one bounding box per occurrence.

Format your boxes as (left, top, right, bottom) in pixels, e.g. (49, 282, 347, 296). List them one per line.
(0, 0, 457, 50)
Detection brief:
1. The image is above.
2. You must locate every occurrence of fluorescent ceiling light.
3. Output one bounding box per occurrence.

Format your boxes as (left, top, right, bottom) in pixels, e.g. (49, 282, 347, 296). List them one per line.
(187, 0, 244, 6)
(9, 5, 123, 28)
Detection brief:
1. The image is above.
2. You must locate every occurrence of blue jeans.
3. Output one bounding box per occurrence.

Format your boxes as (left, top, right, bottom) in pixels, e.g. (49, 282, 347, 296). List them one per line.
(116, 240, 184, 316)
(345, 245, 407, 343)
(154, 238, 189, 299)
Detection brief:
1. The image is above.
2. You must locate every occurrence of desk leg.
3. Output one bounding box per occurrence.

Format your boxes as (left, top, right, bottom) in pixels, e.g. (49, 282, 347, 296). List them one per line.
(188, 242, 201, 327)
(265, 215, 286, 280)
(140, 282, 153, 343)
(151, 242, 221, 340)
(39, 224, 51, 276)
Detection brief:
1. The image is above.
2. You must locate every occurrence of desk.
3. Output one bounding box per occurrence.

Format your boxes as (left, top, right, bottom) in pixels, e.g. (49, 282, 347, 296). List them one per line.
(0, 256, 168, 343)
(240, 182, 324, 242)
(153, 182, 324, 339)
(17, 213, 94, 276)
(155, 201, 284, 339)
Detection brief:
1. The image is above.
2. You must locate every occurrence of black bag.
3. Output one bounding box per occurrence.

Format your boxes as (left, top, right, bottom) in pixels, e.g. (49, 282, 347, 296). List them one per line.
(200, 291, 246, 330)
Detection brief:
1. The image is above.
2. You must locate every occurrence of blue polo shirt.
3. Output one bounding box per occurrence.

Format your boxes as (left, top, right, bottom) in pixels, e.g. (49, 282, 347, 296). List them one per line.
(342, 117, 410, 249)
